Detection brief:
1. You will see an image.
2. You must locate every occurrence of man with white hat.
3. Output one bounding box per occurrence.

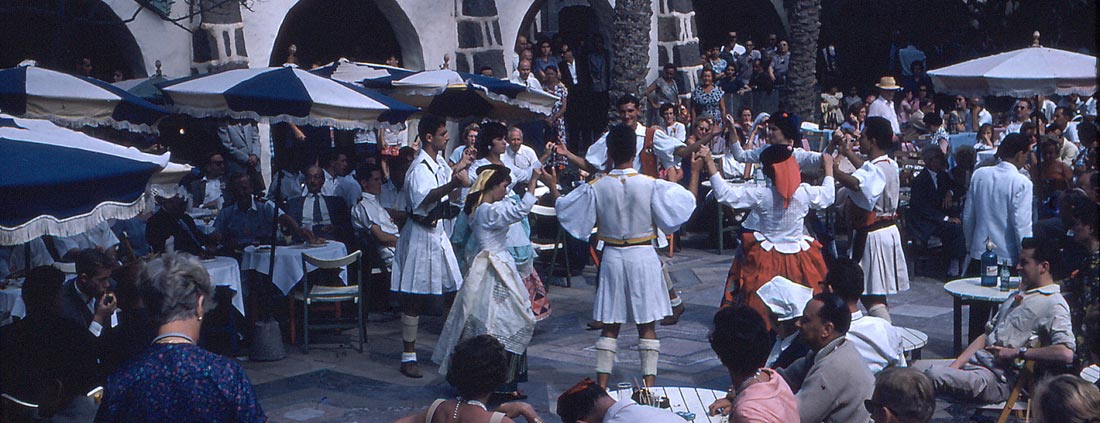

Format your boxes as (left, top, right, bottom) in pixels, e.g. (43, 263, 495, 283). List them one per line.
(756, 276, 814, 369)
(867, 76, 902, 136)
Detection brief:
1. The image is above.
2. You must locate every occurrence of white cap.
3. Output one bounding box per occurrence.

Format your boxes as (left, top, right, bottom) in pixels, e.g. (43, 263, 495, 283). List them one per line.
(755, 276, 814, 322)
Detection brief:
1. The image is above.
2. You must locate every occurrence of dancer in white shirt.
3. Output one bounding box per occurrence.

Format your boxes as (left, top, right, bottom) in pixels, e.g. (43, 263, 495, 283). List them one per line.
(391, 115, 470, 378)
(555, 124, 696, 388)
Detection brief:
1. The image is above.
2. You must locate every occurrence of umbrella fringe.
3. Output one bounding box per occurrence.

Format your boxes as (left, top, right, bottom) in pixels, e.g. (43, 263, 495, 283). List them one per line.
(473, 88, 555, 116)
(40, 116, 161, 135)
(167, 105, 411, 130)
(0, 196, 147, 246)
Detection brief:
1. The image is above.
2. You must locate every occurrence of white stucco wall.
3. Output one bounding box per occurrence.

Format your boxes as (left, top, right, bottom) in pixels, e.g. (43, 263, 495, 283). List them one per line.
(239, 0, 457, 71)
(103, 0, 193, 77)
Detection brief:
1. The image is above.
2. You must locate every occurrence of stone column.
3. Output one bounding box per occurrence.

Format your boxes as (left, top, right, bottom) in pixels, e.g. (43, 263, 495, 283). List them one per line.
(655, 0, 702, 95)
(192, 0, 249, 74)
(455, 0, 506, 76)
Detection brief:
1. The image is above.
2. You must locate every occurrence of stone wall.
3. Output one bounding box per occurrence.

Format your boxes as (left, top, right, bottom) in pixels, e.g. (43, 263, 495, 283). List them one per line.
(655, 0, 701, 93)
(455, 0, 507, 75)
(192, 0, 250, 74)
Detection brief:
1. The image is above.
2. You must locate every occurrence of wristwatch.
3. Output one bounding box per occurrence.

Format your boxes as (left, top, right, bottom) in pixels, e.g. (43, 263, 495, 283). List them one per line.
(1017, 347, 1028, 359)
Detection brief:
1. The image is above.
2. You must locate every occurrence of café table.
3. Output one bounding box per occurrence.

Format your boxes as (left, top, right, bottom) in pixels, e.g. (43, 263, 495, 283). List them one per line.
(240, 241, 348, 295)
(199, 256, 246, 316)
(609, 386, 727, 422)
(700, 179, 756, 254)
(1081, 364, 1099, 384)
(0, 279, 25, 326)
(943, 277, 1016, 354)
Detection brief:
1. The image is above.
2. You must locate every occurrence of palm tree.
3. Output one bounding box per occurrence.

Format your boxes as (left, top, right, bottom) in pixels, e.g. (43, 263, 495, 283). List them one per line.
(609, 0, 652, 118)
(781, 0, 821, 119)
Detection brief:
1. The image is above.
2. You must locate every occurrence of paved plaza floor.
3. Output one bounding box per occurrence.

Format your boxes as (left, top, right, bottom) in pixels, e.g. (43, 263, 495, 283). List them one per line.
(242, 236, 993, 423)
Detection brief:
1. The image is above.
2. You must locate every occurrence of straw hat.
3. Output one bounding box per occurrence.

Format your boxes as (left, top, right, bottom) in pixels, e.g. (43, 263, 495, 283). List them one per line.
(875, 76, 902, 90)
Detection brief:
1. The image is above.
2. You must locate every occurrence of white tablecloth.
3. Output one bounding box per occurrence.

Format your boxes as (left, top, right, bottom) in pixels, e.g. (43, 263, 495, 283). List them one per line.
(240, 241, 348, 295)
(944, 277, 1016, 302)
(200, 256, 245, 316)
(609, 386, 727, 423)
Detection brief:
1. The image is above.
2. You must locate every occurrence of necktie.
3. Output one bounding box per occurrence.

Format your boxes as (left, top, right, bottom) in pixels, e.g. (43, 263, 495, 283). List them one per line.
(313, 195, 323, 226)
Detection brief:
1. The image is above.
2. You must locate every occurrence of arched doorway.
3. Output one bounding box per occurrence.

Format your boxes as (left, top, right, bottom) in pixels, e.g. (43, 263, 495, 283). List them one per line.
(0, 0, 146, 79)
(692, 0, 786, 49)
(269, 0, 418, 68)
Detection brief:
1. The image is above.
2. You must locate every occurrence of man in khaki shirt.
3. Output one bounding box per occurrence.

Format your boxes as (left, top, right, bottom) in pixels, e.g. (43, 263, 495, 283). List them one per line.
(925, 237, 1076, 403)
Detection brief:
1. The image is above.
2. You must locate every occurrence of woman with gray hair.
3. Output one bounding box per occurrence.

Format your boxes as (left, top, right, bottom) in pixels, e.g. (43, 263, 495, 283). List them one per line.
(95, 253, 266, 423)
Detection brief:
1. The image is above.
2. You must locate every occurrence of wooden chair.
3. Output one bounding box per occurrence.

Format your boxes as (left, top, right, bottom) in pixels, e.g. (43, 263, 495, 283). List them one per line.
(530, 204, 571, 287)
(289, 251, 364, 353)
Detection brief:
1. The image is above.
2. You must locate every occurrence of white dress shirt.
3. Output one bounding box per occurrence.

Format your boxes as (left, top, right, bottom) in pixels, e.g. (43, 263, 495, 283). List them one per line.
(300, 193, 331, 226)
(868, 96, 901, 135)
(585, 124, 685, 172)
(963, 160, 1033, 264)
(503, 145, 541, 173)
(351, 192, 399, 267)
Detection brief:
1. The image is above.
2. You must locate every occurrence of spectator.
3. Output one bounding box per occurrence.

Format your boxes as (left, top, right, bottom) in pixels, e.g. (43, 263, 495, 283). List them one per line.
(556, 378, 683, 423)
(185, 151, 229, 211)
(146, 193, 210, 256)
(449, 122, 480, 166)
(690, 68, 726, 123)
(216, 119, 263, 193)
(1, 266, 99, 420)
(1052, 106, 1082, 149)
(320, 149, 361, 208)
(736, 39, 759, 86)
(352, 164, 399, 275)
(646, 64, 681, 126)
(503, 126, 543, 173)
(777, 293, 874, 423)
(705, 45, 729, 75)
(659, 103, 686, 143)
(1006, 98, 1032, 134)
(287, 165, 355, 245)
(99, 260, 157, 377)
(544, 65, 570, 167)
(867, 76, 902, 136)
(756, 276, 814, 369)
(706, 305, 799, 423)
(950, 144, 977, 199)
(95, 253, 265, 423)
(744, 59, 778, 114)
(511, 59, 543, 91)
(974, 123, 995, 151)
(1032, 375, 1100, 423)
(925, 237, 1075, 403)
(825, 258, 905, 374)
(963, 133, 1033, 268)
(1064, 199, 1098, 366)
(946, 95, 968, 134)
(909, 146, 967, 276)
(62, 248, 117, 337)
(532, 40, 559, 83)
(866, 368, 936, 423)
(213, 174, 306, 250)
(478, 66, 494, 77)
(1073, 121, 1097, 175)
(1033, 137, 1074, 218)
(395, 335, 540, 423)
(719, 31, 745, 64)
(963, 97, 993, 133)
(840, 102, 867, 136)
(923, 113, 949, 154)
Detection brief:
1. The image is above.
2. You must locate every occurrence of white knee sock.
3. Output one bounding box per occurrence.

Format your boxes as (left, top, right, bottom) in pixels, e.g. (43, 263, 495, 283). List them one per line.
(595, 336, 618, 374)
(401, 314, 419, 344)
(867, 304, 891, 323)
(669, 294, 682, 308)
(638, 339, 660, 377)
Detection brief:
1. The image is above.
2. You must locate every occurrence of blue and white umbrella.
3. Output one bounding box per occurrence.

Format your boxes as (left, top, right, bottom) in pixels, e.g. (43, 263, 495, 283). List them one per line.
(308, 58, 412, 85)
(0, 114, 187, 245)
(360, 69, 559, 120)
(159, 65, 418, 129)
(0, 62, 168, 134)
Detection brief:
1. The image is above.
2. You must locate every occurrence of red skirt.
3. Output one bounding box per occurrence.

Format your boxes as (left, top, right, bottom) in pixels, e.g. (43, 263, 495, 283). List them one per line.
(721, 232, 827, 330)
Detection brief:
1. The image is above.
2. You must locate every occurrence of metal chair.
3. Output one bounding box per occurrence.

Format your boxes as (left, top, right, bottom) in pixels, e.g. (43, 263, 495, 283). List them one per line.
(530, 204, 571, 287)
(289, 251, 364, 353)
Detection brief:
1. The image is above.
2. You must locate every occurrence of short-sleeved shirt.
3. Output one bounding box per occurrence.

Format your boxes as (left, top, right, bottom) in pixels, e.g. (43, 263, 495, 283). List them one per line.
(213, 199, 281, 246)
(970, 283, 1075, 377)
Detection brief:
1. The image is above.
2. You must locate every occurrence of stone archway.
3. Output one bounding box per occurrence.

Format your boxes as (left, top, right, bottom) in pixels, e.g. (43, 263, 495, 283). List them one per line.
(0, 0, 146, 79)
(268, 0, 424, 69)
(692, 0, 787, 50)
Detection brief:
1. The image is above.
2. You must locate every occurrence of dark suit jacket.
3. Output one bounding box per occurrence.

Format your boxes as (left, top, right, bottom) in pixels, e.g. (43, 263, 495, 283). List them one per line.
(59, 280, 95, 331)
(285, 194, 354, 245)
(0, 314, 100, 404)
(908, 168, 956, 243)
(772, 335, 811, 370)
(146, 210, 208, 255)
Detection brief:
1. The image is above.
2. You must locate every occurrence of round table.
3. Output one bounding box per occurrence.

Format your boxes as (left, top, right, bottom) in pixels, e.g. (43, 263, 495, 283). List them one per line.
(943, 277, 1016, 354)
(200, 256, 246, 316)
(241, 241, 348, 295)
(896, 327, 929, 359)
(1081, 364, 1099, 384)
(609, 386, 727, 422)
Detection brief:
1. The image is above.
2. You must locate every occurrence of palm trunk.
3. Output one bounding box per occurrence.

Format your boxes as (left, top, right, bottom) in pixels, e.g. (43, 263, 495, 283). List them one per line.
(609, 0, 652, 118)
(781, 0, 821, 119)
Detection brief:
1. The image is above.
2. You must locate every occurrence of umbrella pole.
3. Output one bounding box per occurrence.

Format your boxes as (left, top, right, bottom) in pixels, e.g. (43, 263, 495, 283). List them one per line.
(262, 160, 285, 323)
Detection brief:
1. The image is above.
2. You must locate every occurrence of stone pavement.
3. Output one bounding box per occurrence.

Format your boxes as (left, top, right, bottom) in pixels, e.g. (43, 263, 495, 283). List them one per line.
(242, 237, 993, 423)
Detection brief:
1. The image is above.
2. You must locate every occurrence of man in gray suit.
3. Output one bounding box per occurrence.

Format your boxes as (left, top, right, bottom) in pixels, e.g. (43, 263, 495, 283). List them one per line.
(778, 293, 874, 423)
(217, 119, 264, 192)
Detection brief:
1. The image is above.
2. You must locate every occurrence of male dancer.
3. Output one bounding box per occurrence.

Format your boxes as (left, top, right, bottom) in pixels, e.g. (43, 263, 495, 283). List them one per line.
(391, 115, 470, 377)
(554, 124, 696, 387)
